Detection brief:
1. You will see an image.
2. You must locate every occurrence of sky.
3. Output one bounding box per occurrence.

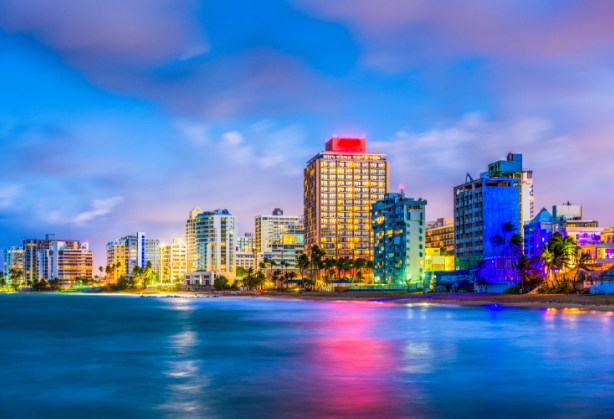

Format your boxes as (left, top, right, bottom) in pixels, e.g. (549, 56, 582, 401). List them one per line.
(2, 0, 614, 270)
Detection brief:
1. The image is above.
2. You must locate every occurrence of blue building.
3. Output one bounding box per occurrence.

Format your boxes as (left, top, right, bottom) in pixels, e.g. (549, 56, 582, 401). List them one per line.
(454, 167, 521, 279)
(371, 192, 427, 287)
(523, 208, 553, 257)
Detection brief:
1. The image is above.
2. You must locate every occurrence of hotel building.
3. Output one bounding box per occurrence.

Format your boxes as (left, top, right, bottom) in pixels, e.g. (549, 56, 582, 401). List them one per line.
(23, 234, 80, 282)
(106, 232, 160, 280)
(37, 241, 93, 287)
(304, 136, 388, 258)
(258, 223, 305, 270)
(425, 218, 454, 251)
(3, 246, 24, 280)
(454, 167, 521, 273)
(255, 209, 303, 254)
(194, 209, 236, 279)
(371, 192, 427, 286)
(159, 237, 188, 283)
(184, 207, 202, 272)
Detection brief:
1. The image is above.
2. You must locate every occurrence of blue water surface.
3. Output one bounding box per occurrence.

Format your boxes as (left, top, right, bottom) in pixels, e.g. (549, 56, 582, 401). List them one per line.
(0, 294, 613, 419)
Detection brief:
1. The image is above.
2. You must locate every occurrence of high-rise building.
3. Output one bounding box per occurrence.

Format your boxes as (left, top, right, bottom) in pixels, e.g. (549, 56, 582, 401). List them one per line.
(484, 153, 534, 231)
(304, 136, 389, 258)
(23, 234, 80, 282)
(194, 209, 236, 278)
(255, 209, 303, 254)
(236, 233, 254, 252)
(106, 232, 159, 279)
(159, 237, 187, 283)
(371, 192, 427, 286)
(3, 246, 24, 280)
(454, 170, 521, 274)
(425, 218, 454, 251)
(184, 207, 202, 272)
(37, 241, 92, 287)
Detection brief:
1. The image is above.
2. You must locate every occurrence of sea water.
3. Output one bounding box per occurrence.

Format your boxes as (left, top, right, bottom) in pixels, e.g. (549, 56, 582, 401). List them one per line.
(0, 294, 613, 419)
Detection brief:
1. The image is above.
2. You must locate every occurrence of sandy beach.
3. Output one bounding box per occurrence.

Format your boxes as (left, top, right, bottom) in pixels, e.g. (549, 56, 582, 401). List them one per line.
(84, 289, 614, 312)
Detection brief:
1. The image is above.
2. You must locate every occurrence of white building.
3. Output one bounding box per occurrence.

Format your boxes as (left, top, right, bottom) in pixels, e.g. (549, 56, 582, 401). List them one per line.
(183, 271, 219, 286)
(257, 223, 305, 270)
(184, 207, 202, 272)
(255, 209, 303, 265)
(37, 241, 93, 287)
(106, 232, 160, 278)
(194, 209, 236, 280)
(236, 251, 256, 270)
(159, 237, 188, 283)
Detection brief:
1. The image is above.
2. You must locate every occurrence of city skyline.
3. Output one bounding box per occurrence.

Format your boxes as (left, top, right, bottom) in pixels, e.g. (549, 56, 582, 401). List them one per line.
(2, 1, 614, 270)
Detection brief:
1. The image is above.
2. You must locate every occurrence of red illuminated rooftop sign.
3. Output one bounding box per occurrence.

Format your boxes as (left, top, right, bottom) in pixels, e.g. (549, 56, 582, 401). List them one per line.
(325, 136, 366, 152)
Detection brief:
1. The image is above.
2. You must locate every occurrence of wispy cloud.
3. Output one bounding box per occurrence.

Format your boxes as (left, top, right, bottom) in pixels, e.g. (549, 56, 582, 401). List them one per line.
(0, 184, 21, 210)
(72, 196, 124, 225)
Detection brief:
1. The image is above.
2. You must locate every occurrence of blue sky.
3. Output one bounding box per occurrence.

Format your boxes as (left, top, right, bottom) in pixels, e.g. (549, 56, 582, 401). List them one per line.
(2, 0, 614, 270)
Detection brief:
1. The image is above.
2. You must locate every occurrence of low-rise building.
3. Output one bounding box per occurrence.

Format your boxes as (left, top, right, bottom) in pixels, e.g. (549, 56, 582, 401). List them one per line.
(183, 271, 219, 286)
(236, 251, 256, 270)
(371, 192, 427, 287)
(106, 232, 160, 279)
(425, 248, 454, 272)
(257, 223, 305, 270)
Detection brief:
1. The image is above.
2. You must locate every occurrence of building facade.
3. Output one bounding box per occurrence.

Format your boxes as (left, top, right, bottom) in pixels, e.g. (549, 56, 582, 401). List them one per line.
(23, 234, 81, 282)
(236, 233, 255, 252)
(236, 251, 256, 270)
(184, 207, 202, 272)
(257, 223, 305, 270)
(485, 153, 534, 230)
(371, 192, 427, 285)
(194, 209, 236, 279)
(106, 232, 159, 279)
(159, 237, 188, 283)
(425, 218, 454, 251)
(523, 208, 553, 257)
(37, 241, 92, 287)
(454, 172, 521, 272)
(304, 136, 389, 259)
(3, 246, 24, 281)
(255, 210, 303, 254)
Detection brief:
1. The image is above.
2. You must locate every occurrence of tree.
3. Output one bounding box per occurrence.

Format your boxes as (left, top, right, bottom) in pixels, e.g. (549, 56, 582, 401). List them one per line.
(353, 258, 366, 282)
(513, 256, 540, 293)
(33, 279, 48, 291)
(287, 271, 298, 288)
(297, 254, 310, 288)
(49, 278, 61, 291)
(214, 275, 229, 290)
(173, 274, 184, 284)
(573, 250, 594, 283)
(236, 266, 247, 278)
(500, 222, 517, 281)
(99, 266, 104, 278)
(273, 269, 283, 289)
(471, 260, 489, 293)
(366, 260, 374, 283)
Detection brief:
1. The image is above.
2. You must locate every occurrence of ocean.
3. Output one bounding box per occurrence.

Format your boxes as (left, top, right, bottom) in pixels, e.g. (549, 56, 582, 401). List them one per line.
(1, 294, 613, 418)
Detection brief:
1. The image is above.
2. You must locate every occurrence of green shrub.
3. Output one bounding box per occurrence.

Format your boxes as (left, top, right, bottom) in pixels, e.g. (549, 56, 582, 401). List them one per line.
(503, 286, 521, 294)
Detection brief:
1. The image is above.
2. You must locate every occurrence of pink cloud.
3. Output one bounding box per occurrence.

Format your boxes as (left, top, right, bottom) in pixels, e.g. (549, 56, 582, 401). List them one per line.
(0, 0, 208, 68)
(292, 0, 614, 62)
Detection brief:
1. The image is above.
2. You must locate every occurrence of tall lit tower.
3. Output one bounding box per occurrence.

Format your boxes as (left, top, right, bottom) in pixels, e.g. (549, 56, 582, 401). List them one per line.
(304, 136, 389, 259)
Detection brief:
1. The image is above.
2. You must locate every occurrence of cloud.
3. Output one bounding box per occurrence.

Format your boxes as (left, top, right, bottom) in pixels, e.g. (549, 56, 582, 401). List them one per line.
(0, 0, 207, 68)
(371, 113, 614, 224)
(0, 184, 20, 210)
(72, 196, 123, 225)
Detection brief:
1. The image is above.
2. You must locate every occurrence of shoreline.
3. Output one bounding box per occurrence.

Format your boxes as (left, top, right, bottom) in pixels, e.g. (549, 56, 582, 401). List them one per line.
(4, 290, 614, 312)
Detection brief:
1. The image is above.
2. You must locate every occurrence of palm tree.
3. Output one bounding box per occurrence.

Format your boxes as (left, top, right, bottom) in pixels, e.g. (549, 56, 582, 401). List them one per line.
(514, 255, 539, 293)
(366, 260, 374, 283)
(99, 266, 103, 279)
(297, 254, 310, 287)
(268, 259, 277, 284)
(501, 221, 517, 280)
(353, 258, 366, 282)
(471, 260, 488, 293)
(287, 271, 298, 288)
(573, 251, 593, 283)
(273, 269, 282, 289)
